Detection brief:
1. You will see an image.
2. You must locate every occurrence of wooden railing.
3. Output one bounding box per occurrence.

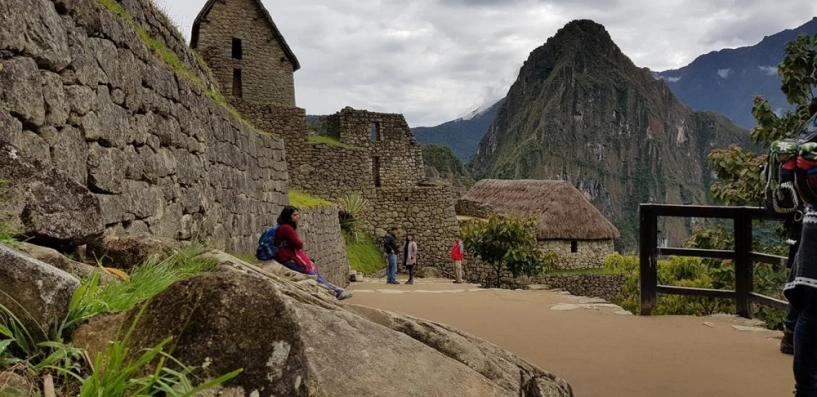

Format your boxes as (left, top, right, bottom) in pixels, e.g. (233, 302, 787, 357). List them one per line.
(639, 204, 790, 318)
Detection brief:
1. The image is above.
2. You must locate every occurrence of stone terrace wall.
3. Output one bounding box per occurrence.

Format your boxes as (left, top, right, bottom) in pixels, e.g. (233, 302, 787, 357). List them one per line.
(533, 274, 626, 301)
(305, 143, 375, 203)
(0, 0, 288, 253)
(372, 185, 459, 272)
(539, 240, 614, 270)
(295, 205, 350, 287)
(231, 101, 311, 185)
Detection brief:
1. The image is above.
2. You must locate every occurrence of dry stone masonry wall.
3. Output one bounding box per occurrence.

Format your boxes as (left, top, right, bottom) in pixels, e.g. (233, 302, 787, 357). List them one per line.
(373, 185, 459, 272)
(539, 240, 614, 269)
(294, 205, 349, 287)
(0, 0, 289, 253)
(533, 274, 626, 301)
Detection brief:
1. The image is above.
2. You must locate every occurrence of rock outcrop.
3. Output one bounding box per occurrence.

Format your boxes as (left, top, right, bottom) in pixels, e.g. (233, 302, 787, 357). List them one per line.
(0, 141, 103, 245)
(85, 234, 177, 270)
(0, 243, 79, 341)
(17, 242, 116, 284)
(73, 253, 572, 397)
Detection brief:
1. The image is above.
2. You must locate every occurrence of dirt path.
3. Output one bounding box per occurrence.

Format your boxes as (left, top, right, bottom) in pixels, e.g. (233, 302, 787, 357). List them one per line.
(346, 278, 792, 397)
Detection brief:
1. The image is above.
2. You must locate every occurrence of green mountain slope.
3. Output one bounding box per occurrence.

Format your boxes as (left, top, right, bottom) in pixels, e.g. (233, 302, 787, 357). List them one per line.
(469, 20, 751, 251)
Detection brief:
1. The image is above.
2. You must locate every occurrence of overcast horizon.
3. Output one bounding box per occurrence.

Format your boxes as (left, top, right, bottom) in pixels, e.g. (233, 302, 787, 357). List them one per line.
(155, 0, 817, 127)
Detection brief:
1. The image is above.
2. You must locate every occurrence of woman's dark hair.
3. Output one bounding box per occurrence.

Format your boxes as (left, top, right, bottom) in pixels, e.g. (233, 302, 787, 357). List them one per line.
(277, 205, 299, 229)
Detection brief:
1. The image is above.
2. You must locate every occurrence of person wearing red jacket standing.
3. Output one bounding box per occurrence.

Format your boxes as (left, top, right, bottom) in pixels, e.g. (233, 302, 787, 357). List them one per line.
(451, 237, 465, 284)
(274, 206, 352, 300)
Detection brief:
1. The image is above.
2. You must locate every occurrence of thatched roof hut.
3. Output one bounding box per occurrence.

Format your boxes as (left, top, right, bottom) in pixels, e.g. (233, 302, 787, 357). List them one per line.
(457, 179, 620, 241)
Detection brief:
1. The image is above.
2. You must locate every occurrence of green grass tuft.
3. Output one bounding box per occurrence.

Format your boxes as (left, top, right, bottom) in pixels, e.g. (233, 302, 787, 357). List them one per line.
(346, 235, 384, 274)
(288, 190, 333, 209)
(308, 136, 356, 149)
(64, 244, 218, 333)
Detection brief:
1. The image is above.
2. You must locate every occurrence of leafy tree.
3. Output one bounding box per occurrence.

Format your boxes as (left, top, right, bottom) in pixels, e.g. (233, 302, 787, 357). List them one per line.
(709, 33, 817, 205)
(460, 214, 555, 288)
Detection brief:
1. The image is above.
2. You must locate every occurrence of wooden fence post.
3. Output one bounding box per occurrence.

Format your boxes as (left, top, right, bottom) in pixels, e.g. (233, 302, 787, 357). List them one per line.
(640, 205, 658, 315)
(734, 213, 753, 318)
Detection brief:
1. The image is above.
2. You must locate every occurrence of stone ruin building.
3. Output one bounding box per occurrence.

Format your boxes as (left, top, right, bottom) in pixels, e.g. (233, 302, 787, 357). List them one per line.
(191, 0, 460, 275)
(457, 180, 619, 271)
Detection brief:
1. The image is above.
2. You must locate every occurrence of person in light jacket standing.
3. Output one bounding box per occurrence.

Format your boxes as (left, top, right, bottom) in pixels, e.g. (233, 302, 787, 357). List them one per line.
(404, 234, 418, 285)
(451, 236, 464, 284)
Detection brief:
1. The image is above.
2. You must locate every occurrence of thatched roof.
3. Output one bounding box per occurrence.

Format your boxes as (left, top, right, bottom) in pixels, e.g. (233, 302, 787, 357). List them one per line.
(191, 0, 301, 71)
(459, 180, 620, 240)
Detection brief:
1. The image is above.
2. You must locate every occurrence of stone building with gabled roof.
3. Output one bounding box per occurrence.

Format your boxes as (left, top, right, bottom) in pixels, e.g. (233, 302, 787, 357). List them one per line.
(457, 179, 620, 269)
(191, 0, 300, 105)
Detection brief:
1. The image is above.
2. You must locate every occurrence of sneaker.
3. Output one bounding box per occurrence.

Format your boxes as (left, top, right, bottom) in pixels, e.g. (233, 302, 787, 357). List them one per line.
(336, 291, 352, 300)
(453, 280, 463, 284)
(781, 331, 794, 355)
(405, 280, 414, 285)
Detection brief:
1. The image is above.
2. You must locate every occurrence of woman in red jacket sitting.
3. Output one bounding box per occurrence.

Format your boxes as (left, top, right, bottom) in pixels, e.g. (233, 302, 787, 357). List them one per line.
(274, 206, 352, 300)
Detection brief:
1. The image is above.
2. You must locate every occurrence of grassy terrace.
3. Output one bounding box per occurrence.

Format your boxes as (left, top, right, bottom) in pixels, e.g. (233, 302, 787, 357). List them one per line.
(288, 190, 333, 209)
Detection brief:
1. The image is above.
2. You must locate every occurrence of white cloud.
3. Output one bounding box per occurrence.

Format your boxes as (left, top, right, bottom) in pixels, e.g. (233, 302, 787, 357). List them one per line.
(717, 68, 732, 78)
(758, 65, 779, 76)
(154, 0, 817, 126)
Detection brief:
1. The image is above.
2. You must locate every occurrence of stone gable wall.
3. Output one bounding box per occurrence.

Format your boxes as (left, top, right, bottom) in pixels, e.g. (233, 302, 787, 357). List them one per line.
(326, 108, 424, 188)
(194, 0, 296, 105)
(539, 240, 614, 269)
(288, 205, 349, 287)
(1, 0, 289, 253)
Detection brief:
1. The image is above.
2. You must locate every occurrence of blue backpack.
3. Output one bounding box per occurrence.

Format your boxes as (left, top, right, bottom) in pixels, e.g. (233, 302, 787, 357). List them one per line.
(256, 225, 283, 261)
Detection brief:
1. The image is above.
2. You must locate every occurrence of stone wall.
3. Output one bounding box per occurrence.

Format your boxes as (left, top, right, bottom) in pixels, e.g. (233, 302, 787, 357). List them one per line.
(231, 101, 311, 184)
(305, 143, 375, 202)
(455, 198, 494, 219)
(539, 240, 614, 270)
(372, 184, 459, 272)
(192, 0, 296, 105)
(0, 0, 289, 253)
(326, 107, 425, 188)
(295, 205, 349, 287)
(532, 274, 626, 301)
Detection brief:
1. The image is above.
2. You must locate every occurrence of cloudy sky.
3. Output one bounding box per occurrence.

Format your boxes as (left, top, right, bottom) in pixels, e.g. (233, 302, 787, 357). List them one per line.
(155, 0, 817, 127)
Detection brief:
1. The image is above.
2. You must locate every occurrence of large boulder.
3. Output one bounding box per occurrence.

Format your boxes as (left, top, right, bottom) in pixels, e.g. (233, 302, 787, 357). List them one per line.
(0, 243, 79, 341)
(0, 142, 103, 246)
(72, 257, 573, 397)
(17, 242, 116, 284)
(85, 234, 176, 270)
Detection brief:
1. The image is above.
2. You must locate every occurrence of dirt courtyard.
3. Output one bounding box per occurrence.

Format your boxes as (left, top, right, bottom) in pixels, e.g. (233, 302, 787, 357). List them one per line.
(346, 278, 792, 397)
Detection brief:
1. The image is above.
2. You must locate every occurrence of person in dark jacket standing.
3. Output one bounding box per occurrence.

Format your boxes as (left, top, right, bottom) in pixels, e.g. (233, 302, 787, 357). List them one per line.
(384, 227, 399, 284)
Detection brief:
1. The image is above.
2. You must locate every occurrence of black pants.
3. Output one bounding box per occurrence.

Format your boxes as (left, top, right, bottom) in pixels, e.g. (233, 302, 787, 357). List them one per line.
(406, 265, 415, 281)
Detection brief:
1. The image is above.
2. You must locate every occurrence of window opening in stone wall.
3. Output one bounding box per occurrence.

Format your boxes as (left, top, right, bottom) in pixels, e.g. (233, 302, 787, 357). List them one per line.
(232, 38, 242, 60)
(370, 122, 381, 142)
(373, 157, 381, 187)
(571, 240, 578, 253)
(232, 69, 243, 98)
